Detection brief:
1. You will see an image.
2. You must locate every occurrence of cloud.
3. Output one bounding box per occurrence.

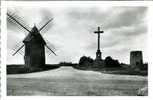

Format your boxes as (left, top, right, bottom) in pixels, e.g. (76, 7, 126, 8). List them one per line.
(104, 7, 147, 29)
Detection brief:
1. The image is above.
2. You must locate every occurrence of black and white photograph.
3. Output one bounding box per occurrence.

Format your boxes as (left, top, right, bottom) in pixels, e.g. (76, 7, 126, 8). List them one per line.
(5, 2, 148, 96)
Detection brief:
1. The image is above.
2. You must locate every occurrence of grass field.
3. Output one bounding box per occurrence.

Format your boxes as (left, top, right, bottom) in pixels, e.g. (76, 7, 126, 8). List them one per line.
(7, 67, 147, 96)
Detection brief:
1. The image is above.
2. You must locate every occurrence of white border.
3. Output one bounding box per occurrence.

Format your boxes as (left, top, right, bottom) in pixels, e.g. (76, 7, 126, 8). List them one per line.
(1, 1, 153, 100)
(2, 1, 153, 7)
(1, 1, 7, 99)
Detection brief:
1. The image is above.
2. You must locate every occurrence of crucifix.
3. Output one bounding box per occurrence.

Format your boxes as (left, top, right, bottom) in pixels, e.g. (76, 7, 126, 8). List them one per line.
(94, 26, 104, 60)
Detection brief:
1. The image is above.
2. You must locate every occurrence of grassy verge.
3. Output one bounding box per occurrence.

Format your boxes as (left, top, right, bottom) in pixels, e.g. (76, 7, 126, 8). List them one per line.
(7, 64, 60, 74)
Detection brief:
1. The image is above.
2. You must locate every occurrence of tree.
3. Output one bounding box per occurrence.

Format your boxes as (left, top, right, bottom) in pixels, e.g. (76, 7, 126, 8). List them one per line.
(104, 56, 120, 67)
(79, 56, 88, 65)
(78, 56, 94, 68)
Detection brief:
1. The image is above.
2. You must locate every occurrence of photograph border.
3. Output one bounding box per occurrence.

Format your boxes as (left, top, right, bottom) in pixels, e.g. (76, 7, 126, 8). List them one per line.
(1, 1, 153, 100)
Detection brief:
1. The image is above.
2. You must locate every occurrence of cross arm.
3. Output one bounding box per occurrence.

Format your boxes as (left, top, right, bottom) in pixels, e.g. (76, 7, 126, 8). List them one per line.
(94, 31, 104, 34)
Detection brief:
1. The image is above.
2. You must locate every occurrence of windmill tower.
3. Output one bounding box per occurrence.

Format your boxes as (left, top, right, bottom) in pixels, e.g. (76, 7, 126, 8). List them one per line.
(7, 13, 57, 67)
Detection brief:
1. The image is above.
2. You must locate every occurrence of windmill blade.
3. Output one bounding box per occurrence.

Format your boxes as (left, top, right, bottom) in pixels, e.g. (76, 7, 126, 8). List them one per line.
(45, 45, 57, 56)
(13, 41, 24, 50)
(43, 37, 57, 55)
(12, 45, 24, 56)
(7, 13, 31, 33)
(12, 47, 24, 56)
(12, 41, 24, 55)
(44, 37, 56, 51)
(39, 18, 53, 32)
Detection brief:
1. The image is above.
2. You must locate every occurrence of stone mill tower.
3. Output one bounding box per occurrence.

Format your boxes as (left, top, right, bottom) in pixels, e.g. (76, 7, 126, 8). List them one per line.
(130, 51, 143, 68)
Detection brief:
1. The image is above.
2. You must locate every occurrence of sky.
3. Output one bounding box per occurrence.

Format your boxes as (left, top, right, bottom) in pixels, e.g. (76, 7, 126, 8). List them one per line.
(7, 6, 148, 64)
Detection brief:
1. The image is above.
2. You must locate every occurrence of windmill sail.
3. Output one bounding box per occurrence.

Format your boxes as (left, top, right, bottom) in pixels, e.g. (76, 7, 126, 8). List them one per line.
(39, 18, 53, 32)
(7, 13, 31, 33)
(46, 45, 57, 56)
(12, 41, 24, 55)
(12, 45, 24, 56)
(12, 48, 24, 56)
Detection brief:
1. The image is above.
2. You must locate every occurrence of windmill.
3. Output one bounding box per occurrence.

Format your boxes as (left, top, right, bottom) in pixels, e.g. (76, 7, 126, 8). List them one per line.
(7, 12, 57, 67)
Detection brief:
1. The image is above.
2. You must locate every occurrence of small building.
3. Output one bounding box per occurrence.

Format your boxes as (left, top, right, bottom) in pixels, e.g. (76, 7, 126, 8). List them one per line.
(130, 51, 143, 69)
(23, 26, 46, 67)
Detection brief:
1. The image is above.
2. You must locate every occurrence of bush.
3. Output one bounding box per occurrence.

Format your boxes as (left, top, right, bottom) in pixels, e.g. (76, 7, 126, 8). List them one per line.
(104, 56, 121, 68)
(139, 63, 148, 71)
(7, 64, 60, 74)
(78, 56, 94, 69)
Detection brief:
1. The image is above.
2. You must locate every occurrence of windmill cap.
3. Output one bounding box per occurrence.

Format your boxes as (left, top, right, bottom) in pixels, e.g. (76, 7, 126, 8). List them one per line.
(31, 26, 39, 35)
(23, 25, 46, 44)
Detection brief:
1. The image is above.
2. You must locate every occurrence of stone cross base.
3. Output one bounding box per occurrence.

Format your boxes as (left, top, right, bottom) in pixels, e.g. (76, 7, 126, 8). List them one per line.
(93, 59, 104, 68)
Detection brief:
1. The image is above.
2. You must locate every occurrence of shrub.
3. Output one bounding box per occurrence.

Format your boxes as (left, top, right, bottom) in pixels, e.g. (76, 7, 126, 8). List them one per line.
(78, 56, 94, 69)
(104, 56, 121, 68)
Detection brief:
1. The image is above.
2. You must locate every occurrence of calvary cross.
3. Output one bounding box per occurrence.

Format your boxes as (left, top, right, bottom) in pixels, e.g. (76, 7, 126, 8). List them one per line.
(94, 26, 104, 51)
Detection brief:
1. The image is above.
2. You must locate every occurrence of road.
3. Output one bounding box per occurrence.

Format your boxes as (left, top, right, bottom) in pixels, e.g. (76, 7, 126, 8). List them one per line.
(7, 67, 147, 96)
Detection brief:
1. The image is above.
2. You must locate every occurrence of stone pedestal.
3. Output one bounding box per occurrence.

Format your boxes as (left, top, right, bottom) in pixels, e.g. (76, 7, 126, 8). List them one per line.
(96, 50, 102, 60)
(93, 59, 104, 69)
